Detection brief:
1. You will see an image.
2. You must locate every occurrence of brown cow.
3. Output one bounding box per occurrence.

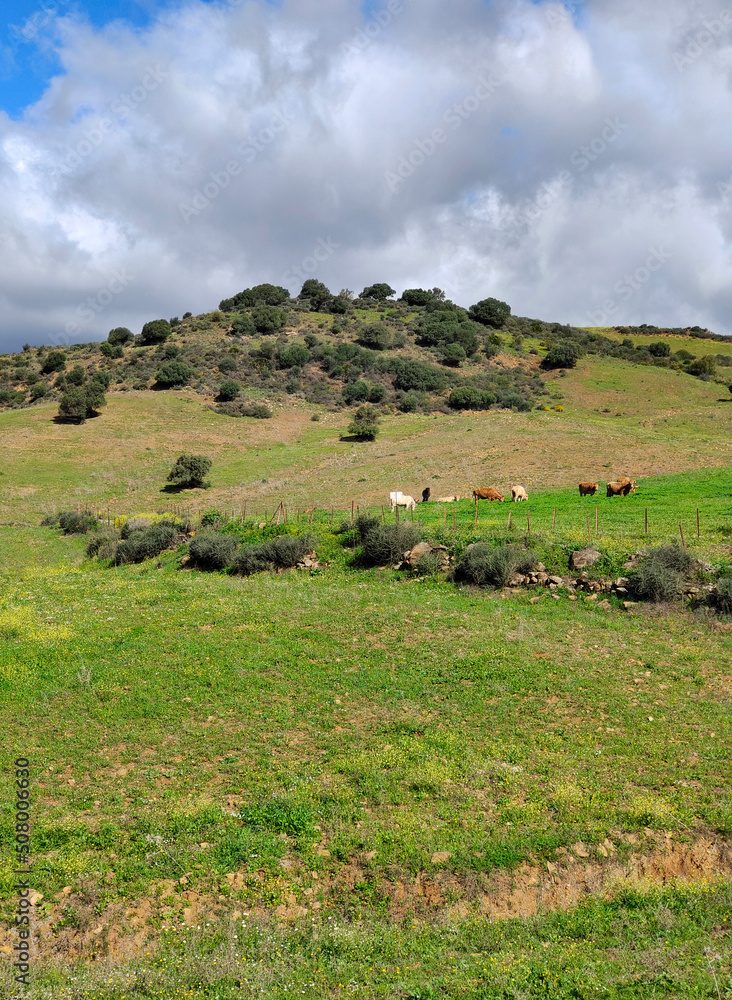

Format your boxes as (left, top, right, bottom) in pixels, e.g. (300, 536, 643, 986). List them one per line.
(607, 480, 635, 497)
(578, 482, 598, 496)
(473, 487, 504, 502)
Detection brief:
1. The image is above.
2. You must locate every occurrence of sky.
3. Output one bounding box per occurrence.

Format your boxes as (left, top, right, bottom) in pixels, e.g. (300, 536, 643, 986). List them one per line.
(1, 0, 732, 352)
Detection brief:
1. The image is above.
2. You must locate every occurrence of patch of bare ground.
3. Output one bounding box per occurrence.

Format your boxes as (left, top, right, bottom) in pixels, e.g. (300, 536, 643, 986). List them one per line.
(4, 832, 730, 962)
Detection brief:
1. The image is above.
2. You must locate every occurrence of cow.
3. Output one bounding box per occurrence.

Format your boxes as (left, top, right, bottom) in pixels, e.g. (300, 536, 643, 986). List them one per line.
(578, 482, 598, 496)
(616, 477, 637, 493)
(389, 491, 416, 511)
(607, 480, 634, 497)
(511, 485, 528, 502)
(473, 487, 504, 502)
(434, 495, 460, 502)
(421, 487, 431, 503)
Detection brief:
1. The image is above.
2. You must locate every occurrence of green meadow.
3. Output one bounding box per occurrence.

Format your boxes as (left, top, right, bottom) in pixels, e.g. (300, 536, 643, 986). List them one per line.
(0, 352, 731, 998)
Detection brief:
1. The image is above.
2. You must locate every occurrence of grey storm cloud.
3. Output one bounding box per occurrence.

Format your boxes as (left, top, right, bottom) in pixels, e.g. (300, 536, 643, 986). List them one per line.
(1, 0, 731, 352)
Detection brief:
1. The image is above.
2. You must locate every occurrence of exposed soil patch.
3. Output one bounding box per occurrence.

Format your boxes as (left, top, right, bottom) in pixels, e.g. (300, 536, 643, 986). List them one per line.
(3, 832, 730, 963)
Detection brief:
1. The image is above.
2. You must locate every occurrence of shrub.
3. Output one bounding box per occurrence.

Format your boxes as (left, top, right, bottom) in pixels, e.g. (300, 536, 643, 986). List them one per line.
(353, 516, 421, 567)
(189, 532, 239, 570)
(416, 551, 445, 576)
(448, 386, 496, 410)
(41, 350, 67, 374)
(400, 288, 437, 307)
(155, 361, 195, 387)
(361, 283, 395, 300)
(57, 385, 106, 423)
(108, 327, 134, 345)
(218, 355, 237, 373)
(468, 297, 511, 328)
(100, 342, 124, 358)
(342, 380, 370, 404)
(357, 323, 394, 350)
(115, 521, 178, 564)
(230, 313, 256, 337)
(277, 343, 310, 368)
(392, 359, 449, 392)
(220, 284, 290, 311)
(648, 341, 670, 357)
(251, 305, 287, 333)
(455, 543, 537, 587)
(441, 342, 467, 366)
(627, 544, 695, 602)
(30, 383, 48, 400)
(57, 511, 98, 534)
(140, 319, 172, 344)
(120, 517, 151, 539)
(347, 404, 380, 440)
(218, 379, 241, 401)
(236, 534, 313, 575)
(542, 343, 582, 369)
(167, 454, 212, 488)
(66, 366, 86, 385)
(298, 279, 332, 311)
(85, 529, 120, 558)
(715, 575, 732, 615)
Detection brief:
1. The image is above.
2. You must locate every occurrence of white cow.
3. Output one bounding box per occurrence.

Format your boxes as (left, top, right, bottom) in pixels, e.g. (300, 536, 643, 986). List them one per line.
(511, 485, 528, 502)
(434, 495, 460, 502)
(389, 491, 416, 511)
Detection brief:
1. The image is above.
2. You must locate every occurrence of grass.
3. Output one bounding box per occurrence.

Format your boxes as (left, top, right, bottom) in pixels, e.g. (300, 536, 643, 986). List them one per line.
(0, 355, 731, 996)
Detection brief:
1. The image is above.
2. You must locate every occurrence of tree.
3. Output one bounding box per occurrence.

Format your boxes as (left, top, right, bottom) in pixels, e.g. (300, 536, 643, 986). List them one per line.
(648, 341, 670, 357)
(251, 305, 287, 333)
(219, 284, 290, 311)
(41, 350, 66, 374)
(230, 313, 256, 337)
(468, 297, 511, 329)
(167, 454, 212, 488)
(400, 288, 435, 307)
(155, 361, 195, 387)
(107, 326, 134, 345)
(346, 404, 380, 441)
(100, 342, 124, 358)
(66, 365, 86, 385)
(57, 382, 107, 423)
(217, 379, 241, 401)
(542, 342, 581, 369)
(686, 355, 716, 377)
(298, 279, 332, 312)
(361, 283, 395, 300)
(441, 342, 467, 366)
(140, 319, 172, 344)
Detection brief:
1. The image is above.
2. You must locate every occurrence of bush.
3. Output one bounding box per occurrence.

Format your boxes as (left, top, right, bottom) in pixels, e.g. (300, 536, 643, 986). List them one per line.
(56, 511, 98, 534)
(347, 404, 380, 440)
(361, 283, 395, 300)
(120, 517, 151, 539)
(167, 454, 212, 488)
(220, 284, 290, 311)
(468, 297, 511, 329)
(155, 361, 195, 387)
(57, 385, 106, 423)
(230, 314, 256, 337)
(648, 341, 670, 357)
(85, 529, 120, 559)
(353, 516, 421, 567)
(715, 575, 732, 615)
(448, 386, 496, 410)
(627, 545, 695, 602)
(215, 401, 273, 419)
(441, 342, 467, 366)
(236, 534, 314, 575)
(251, 305, 287, 333)
(189, 532, 239, 570)
(542, 343, 582, 369)
(100, 342, 124, 358)
(114, 522, 178, 564)
(277, 343, 310, 369)
(41, 350, 66, 374)
(140, 319, 172, 344)
(30, 383, 48, 400)
(218, 379, 240, 401)
(357, 323, 394, 350)
(455, 543, 537, 587)
(66, 366, 86, 385)
(298, 279, 332, 312)
(108, 327, 134, 345)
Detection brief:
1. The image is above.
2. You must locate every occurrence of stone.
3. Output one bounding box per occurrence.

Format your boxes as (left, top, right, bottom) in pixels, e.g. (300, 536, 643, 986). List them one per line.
(535, 562, 546, 572)
(623, 601, 639, 610)
(598, 599, 612, 610)
(431, 851, 452, 864)
(406, 541, 433, 568)
(506, 572, 526, 587)
(529, 596, 542, 604)
(570, 548, 601, 571)
(572, 842, 590, 858)
(549, 576, 564, 586)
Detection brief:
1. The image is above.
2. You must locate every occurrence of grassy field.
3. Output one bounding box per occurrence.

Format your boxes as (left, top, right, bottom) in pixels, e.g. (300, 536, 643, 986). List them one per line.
(586, 328, 732, 360)
(1, 356, 731, 998)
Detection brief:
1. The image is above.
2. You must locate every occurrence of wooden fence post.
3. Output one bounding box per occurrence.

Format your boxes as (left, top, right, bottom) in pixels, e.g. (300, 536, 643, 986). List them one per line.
(586, 515, 591, 545)
(595, 507, 599, 535)
(381, 505, 385, 523)
(697, 507, 700, 538)
(552, 507, 556, 531)
(679, 523, 686, 550)
(645, 508, 648, 535)
(351, 501, 354, 523)
(507, 510, 512, 530)
(310, 506, 315, 525)
(527, 509, 531, 535)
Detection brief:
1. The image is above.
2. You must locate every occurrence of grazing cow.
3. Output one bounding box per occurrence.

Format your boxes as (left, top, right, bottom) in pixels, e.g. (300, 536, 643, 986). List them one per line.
(473, 487, 504, 502)
(434, 495, 460, 502)
(578, 482, 598, 496)
(421, 487, 431, 503)
(616, 477, 637, 493)
(511, 485, 528, 502)
(389, 491, 416, 511)
(606, 480, 634, 497)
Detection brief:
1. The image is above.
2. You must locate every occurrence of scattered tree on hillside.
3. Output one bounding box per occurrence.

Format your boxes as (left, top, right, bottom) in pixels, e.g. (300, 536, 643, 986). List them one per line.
(468, 297, 511, 329)
(107, 326, 134, 345)
(299, 279, 332, 312)
(346, 404, 380, 441)
(140, 319, 172, 344)
(41, 350, 66, 374)
(167, 454, 212, 489)
(154, 361, 195, 387)
(56, 373, 108, 424)
(361, 283, 396, 301)
(219, 284, 290, 311)
(217, 379, 240, 401)
(542, 343, 581, 370)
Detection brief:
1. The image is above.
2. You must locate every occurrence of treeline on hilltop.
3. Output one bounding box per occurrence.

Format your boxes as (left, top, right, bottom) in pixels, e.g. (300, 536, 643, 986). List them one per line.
(0, 280, 730, 421)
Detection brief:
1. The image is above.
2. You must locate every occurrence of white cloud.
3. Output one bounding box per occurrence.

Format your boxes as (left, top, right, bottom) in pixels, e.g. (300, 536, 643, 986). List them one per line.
(0, 0, 731, 351)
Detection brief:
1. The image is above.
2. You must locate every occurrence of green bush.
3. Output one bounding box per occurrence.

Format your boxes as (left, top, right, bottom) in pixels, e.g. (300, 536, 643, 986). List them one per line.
(155, 361, 195, 387)
(100, 342, 124, 358)
(41, 350, 67, 374)
(217, 379, 240, 401)
(542, 343, 581, 369)
(251, 305, 287, 333)
(114, 522, 177, 564)
(57, 385, 106, 423)
(346, 404, 380, 440)
(120, 517, 151, 539)
(356, 323, 394, 350)
(353, 516, 421, 568)
(277, 343, 310, 368)
(66, 366, 86, 385)
(140, 319, 172, 344)
(220, 284, 290, 311)
(468, 297, 511, 328)
(189, 532, 239, 570)
(236, 534, 314, 575)
(30, 383, 48, 400)
(715, 575, 732, 615)
(56, 511, 99, 535)
(455, 543, 537, 587)
(628, 544, 695, 602)
(448, 386, 496, 410)
(229, 314, 256, 337)
(85, 529, 120, 559)
(167, 454, 212, 488)
(361, 283, 395, 300)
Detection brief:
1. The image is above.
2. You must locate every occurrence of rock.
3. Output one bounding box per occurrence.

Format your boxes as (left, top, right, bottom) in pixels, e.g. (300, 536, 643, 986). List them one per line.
(572, 842, 590, 858)
(584, 594, 598, 602)
(506, 572, 526, 587)
(529, 596, 542, 604)
(431, 851, 452, 864)
(713, 622, 732, 633)
(623, 601, 639, 610)
(570, 548, 601, 571)
(536, 571, 549, 585)
(549, 576, 564, 586)
(614, 587, 628, 596)
(406, 541, 433, 568)
(535, 562, 546, 573)
(614, 577, 629, 587)
(598, 599, 612, 610)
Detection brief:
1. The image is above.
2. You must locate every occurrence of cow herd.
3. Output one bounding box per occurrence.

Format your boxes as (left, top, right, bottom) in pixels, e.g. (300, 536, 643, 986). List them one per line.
(388, 477, 637, 510)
